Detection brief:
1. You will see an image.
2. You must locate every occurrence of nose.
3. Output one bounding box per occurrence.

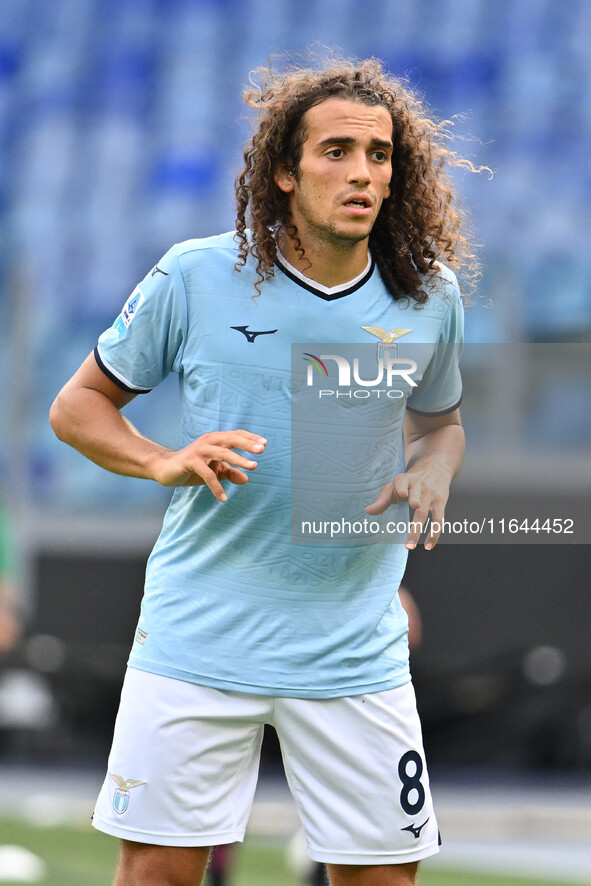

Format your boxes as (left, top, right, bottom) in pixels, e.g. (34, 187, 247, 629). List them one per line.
(347, 151, 371, 184)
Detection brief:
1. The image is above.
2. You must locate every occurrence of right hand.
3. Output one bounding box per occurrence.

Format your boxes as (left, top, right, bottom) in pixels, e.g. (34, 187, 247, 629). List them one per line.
(152, 429, 267, 501)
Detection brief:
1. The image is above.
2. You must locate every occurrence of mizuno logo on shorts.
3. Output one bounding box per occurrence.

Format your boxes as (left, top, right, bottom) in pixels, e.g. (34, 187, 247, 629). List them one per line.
(401, 817, 429, 839)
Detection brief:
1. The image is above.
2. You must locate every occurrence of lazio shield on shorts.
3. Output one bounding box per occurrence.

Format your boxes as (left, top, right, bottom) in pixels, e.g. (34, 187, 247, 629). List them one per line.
(113, 789, 130, 814)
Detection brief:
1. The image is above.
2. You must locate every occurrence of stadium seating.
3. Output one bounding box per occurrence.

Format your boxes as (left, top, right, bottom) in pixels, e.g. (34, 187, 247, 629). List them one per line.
(0, 0, 589, 505)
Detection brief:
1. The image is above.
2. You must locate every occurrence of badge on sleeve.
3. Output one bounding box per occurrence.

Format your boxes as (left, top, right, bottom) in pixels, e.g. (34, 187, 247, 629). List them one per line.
(113, 288, 145, 338)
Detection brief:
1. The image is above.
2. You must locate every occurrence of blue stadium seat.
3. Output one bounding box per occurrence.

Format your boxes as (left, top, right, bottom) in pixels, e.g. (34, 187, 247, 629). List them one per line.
(1, 0, 589, 505)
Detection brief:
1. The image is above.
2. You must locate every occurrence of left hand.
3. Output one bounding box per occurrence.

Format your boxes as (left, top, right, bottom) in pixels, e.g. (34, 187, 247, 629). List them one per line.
(365, 459, 454, 549)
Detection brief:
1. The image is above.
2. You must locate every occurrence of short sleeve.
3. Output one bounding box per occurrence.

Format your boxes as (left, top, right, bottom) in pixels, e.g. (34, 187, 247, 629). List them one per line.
(406, 276, 464, 416)
(95, 245, 187, 393)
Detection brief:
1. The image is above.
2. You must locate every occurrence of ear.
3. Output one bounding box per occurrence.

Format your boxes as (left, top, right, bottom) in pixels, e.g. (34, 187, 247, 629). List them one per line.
(274, 164, 295, 194)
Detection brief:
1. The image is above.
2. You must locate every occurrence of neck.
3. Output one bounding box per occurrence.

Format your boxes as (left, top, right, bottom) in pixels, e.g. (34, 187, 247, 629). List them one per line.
(277, 230, 371, 288)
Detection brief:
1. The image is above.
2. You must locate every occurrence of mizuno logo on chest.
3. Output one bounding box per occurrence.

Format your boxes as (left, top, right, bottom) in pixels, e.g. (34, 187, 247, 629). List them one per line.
(231, 325, 278, 342)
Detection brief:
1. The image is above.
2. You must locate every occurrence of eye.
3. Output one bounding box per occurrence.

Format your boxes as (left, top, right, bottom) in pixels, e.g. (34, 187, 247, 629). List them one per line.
(326, 148, 345, 159)
(371, 150, 389, 162)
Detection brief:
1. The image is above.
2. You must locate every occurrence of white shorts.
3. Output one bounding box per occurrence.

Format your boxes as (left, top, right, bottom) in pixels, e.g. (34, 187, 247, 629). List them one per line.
(93, 668, 439, 865)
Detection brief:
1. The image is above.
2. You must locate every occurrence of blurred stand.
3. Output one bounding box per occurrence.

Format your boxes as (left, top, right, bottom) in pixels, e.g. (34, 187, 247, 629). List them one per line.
(0, 493, 61, 762)
(0, 0, 589, 804)
(0, 0, 589, 513)
(406, 546, 591, 772)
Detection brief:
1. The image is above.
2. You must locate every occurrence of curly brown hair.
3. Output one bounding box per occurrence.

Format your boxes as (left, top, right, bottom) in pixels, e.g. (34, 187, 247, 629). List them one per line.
(235, 56, 487, 303)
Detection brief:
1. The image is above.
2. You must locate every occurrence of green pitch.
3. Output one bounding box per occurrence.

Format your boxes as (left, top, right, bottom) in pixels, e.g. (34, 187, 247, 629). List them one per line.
(0, 817, 581, 886)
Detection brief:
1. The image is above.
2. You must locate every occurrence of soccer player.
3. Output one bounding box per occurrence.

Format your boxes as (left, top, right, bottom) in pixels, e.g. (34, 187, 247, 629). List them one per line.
(50, 57, 480, 886)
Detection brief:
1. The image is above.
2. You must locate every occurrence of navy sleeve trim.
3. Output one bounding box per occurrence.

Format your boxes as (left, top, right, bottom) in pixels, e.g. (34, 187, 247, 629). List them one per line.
(94, 346, 152, 394)
(406, 392, 463, 417)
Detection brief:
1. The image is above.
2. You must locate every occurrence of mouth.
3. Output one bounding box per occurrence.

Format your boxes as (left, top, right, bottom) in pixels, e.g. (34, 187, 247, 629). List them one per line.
(344, 196, 372, 209)
(342, 195, 374, 216)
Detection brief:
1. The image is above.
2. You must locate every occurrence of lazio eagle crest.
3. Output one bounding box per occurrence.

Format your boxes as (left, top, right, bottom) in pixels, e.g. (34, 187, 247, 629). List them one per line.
(361, 326, 412, 359)
(361, 326, 412, 344)
(110, 772, 146, 815)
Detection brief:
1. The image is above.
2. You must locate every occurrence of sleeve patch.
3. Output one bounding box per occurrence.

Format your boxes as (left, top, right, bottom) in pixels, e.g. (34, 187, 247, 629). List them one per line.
(122, 287, 145, 326)
(114, 288, 145, 337)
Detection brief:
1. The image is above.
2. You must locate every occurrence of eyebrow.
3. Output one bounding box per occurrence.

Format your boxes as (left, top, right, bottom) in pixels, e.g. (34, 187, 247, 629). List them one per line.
(317, 136, 393, 150)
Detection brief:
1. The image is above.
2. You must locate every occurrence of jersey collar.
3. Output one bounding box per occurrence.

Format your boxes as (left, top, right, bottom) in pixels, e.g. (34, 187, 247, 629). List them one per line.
(274, 251, 375, 301)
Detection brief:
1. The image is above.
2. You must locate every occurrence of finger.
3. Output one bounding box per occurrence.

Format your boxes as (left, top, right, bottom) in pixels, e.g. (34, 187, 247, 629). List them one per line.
(399, 477, 427, 546)
(407, 499, 447, 549)
(217, 464, 250, 486)
(203, 431, 267, 453)
(229, 429, 268, 445)
(423, 503, 446, 550)
(185, 462, 228, 501)
(184, 463, 250, 495)
(366, 474, 415, 515)
(365, 483, 395, 515)
(406, 482, 423, 511)
(196, 445, 260, 471)
(404, 506, 429, 550)
(423, 518, 441, 550)
(392, 473, 410, 502)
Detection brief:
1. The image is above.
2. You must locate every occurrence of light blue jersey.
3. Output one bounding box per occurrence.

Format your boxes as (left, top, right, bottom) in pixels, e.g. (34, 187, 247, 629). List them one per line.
(96, 232, 463, 698)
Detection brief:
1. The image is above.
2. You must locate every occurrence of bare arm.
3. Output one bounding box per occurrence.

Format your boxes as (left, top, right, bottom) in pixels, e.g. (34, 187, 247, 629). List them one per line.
(49, 353, 267, 502)
(365, 407, 464, 549)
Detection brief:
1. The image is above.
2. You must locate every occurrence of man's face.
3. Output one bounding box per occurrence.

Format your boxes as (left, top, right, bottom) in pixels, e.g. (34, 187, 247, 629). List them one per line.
(274, 98, 393, 251)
